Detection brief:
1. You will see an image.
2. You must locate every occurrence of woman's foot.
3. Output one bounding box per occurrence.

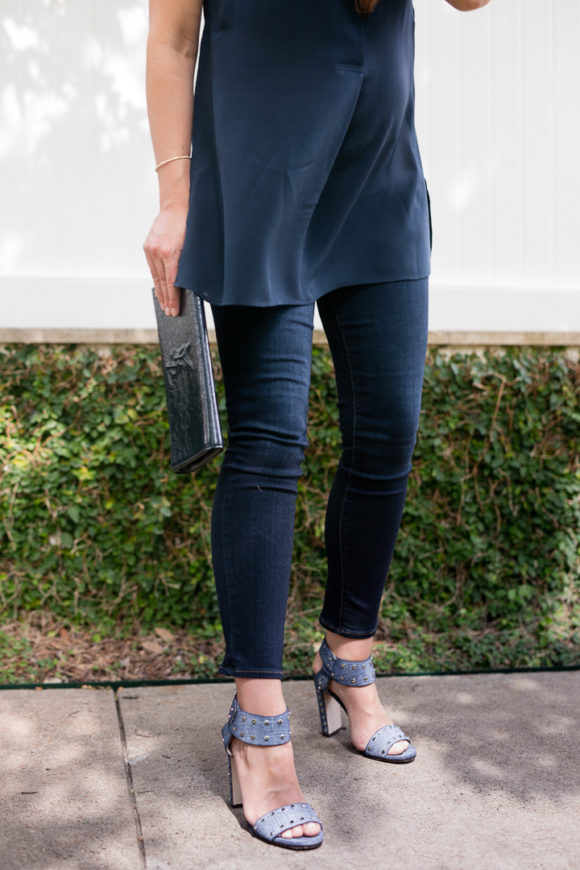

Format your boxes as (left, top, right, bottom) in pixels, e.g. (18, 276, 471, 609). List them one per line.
(233, 679, 321, 842)
(313, 633, 410, 757)
(231, 738, 320, 840)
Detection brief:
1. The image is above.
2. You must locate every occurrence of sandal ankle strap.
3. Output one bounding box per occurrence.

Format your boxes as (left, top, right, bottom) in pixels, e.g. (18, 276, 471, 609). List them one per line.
(222, 695, 291, 753)
(317, 638, 376, 689)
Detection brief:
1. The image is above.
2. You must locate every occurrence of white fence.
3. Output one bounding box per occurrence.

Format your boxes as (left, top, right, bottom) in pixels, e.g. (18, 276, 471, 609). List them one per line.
(1, 0, 579, 340)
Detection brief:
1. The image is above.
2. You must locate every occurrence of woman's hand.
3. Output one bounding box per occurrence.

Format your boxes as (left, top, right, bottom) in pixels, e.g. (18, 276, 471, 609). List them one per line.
(444, 0, 491, 10)
(143, 201, 189, 316)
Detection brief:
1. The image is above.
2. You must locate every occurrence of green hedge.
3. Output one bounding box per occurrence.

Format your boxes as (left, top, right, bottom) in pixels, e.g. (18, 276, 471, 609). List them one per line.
(0, 344, 578, 673)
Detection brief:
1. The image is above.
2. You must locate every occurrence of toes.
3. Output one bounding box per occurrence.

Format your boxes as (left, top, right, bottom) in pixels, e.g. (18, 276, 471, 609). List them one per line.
(281, 825, 304, 839)
(388, 739, 410, 756)
(280, 822, 321, 840)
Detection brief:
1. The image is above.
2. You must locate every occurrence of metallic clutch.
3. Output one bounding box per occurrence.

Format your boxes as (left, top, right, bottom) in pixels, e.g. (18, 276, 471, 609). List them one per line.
(152, 287, 224, 473)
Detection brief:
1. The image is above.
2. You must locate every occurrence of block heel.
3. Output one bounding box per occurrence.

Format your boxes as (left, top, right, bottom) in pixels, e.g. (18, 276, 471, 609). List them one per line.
(227, 753, 242, 807)
(314, 675, 343, 736)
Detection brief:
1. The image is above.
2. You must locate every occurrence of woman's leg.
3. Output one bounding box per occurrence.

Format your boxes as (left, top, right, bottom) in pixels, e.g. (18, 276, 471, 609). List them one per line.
(314, 277, 429, 753)
(211, 301, 320, 838)
(211, 301, 314, 677)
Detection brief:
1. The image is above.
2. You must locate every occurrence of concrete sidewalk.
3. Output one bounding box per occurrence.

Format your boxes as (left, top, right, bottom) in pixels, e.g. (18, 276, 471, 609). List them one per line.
(1, 671, 578, 870)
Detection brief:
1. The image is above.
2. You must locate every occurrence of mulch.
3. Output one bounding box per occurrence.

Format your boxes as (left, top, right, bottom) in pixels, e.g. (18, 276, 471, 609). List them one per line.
(0, 612, 225, 684)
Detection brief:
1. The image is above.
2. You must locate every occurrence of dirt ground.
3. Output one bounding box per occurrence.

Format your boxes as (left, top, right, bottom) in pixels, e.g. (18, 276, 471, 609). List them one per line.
(0, 612, 225, 684)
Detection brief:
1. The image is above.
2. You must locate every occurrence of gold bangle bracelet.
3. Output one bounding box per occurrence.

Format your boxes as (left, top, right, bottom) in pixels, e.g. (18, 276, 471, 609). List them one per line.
(155, 154, 192, 172)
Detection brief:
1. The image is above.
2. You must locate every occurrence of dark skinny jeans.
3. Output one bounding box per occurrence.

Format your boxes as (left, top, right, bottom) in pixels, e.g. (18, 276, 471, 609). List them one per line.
(210, 278, 428, 679)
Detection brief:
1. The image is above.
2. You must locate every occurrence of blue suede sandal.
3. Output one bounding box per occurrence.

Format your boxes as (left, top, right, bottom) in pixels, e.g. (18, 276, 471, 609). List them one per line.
(313, 638, 417, 763)
(222, 695, 324, 850)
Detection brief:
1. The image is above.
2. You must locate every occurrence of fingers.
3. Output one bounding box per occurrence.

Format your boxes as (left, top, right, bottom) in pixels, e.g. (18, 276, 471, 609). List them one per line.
(146, 243, 181, 316)
(166, 282, 182, 316)
(156, 251, 181, 316)
(143, 206, 187, 316)
(144, 247, 165, 309)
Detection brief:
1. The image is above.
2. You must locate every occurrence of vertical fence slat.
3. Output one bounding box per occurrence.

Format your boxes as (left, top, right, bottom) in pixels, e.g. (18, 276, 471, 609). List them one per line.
(1, 0, 578, 333)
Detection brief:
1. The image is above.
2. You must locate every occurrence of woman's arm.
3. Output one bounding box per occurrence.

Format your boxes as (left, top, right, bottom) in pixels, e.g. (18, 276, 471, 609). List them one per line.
(444, 0, 491, 10)
(143, 0, 203, 316)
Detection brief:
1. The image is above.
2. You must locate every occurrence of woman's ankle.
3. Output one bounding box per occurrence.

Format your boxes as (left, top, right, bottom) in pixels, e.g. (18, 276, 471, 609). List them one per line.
(235, 677, 287, 716)
(324, 630, 374, 662)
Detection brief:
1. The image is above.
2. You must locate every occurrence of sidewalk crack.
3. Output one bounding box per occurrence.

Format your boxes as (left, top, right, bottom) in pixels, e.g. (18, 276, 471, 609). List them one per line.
(114, 689, 147, 869)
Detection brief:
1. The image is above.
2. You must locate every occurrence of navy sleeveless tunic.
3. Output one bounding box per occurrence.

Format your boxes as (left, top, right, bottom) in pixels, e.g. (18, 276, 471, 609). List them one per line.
(175, 0, 431, 307)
